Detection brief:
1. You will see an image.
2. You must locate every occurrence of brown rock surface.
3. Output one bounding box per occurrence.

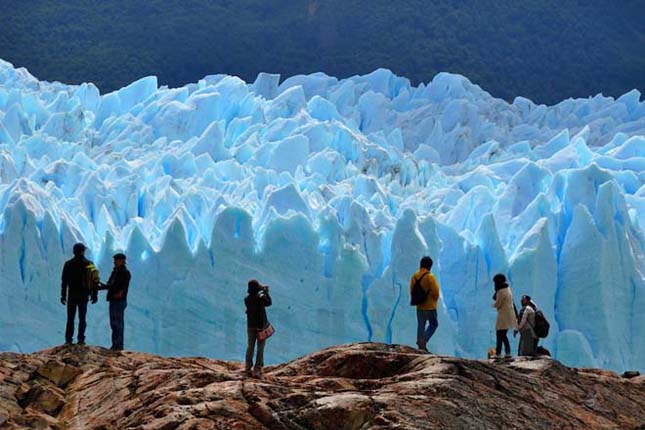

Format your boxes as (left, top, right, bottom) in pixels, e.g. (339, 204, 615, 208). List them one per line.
(0, 343, 643, 430)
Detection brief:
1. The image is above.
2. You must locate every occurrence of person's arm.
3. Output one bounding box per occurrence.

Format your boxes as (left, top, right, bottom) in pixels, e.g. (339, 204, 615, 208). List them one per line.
(518, 308, 529, 330)
(97, 272, 110, 290)
(261, 289, 272, 307)
(425, 274, 440, 301)
(410, 275, 415, 297)
(60, 262, 69, 303)
(494, 290, 504, 309)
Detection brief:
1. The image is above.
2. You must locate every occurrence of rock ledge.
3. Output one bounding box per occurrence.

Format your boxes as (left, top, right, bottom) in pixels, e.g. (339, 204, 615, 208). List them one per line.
(0, 343, 643, 429)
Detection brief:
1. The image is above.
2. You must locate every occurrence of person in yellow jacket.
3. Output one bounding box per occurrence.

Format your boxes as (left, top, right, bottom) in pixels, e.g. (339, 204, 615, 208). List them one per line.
(410, 256, 440, 352)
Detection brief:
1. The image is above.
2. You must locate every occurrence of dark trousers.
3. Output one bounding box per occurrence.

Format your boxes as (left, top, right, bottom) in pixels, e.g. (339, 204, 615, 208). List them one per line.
(416, 309, 439, 346)
(496, 329, 511, 356)
(522, 337, 540, 356)
(109, 299, 127, 350)
(245, 328, 266, 370)
(65, 298, 88, 343)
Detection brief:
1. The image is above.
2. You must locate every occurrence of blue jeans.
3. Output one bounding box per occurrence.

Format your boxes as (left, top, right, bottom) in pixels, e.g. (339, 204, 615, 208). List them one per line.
(109, 299, 127, 350)
(416, 309, 438, 345)
(246, 328, 266, 370)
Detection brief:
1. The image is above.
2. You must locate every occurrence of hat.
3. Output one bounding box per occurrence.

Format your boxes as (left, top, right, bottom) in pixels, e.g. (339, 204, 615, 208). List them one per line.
(113, 253, 127, 260)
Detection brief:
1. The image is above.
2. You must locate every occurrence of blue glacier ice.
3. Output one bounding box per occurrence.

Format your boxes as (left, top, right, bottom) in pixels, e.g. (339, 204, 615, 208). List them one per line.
(0, 59, 643, 371)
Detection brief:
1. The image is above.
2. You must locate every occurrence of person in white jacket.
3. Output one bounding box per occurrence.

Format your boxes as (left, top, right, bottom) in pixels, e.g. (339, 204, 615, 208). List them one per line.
(492, 274, 518, 358)
(515, 295, 538, 356)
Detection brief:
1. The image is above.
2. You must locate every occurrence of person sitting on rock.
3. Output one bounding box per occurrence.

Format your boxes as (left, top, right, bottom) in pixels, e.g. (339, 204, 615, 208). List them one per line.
(244, 280, 273, 378)
(410, 256, 441, 352)
(98, 253, 131, 351)
(492, 274, 517, 359)
(514, 295, 537, 357)
(61, 243, 99, 346)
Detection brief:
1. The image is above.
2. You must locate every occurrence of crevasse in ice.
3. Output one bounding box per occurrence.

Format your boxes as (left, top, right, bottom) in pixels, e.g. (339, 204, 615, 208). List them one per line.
(0, 60, 643, 371)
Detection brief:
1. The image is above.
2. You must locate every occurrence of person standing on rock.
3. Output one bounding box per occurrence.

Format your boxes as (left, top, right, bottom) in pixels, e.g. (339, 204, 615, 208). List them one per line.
(514, 295, 537, 357)
(244, 280, 273, 378)
(60, 243, 98, 346)
(492, 274, 518, 359)
(410, 256, 441, 352)
(98, 253, 131, 351)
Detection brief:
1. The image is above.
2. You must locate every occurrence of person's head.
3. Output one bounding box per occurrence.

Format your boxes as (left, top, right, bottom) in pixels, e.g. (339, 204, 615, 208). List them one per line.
(248, 279, 261, 295)
(73, 243, 86, 257)
(113, 253, 126, 267)
(493, 273, 507, 290)
(420, 256, 433, 270)
(522, 295, 537, 309)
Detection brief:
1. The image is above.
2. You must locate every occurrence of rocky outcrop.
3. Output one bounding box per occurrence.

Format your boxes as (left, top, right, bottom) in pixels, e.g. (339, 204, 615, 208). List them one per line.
(0, 343, 643, 429)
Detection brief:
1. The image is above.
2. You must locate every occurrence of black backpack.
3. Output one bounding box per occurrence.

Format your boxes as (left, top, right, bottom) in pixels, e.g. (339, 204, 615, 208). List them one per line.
(536, 346, 551, 356)
(410, 272, 430, 306)
(534, 310, 550, 338)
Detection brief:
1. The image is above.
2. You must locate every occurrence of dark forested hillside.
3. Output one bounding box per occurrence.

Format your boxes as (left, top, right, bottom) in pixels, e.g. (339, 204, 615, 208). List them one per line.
(0, 0, 643, 104)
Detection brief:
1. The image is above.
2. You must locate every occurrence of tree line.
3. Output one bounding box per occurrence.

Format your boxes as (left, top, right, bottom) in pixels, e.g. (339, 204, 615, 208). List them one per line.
(0, 0, 643, 104)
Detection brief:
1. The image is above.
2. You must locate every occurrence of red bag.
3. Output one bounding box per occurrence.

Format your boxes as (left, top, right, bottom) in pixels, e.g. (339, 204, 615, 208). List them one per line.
(257, 323, 275, 341)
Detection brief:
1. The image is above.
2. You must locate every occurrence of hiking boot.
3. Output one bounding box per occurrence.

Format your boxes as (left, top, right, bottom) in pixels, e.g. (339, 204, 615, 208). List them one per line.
(504, 354, 512, 359)
(77, 340, 86, 346)
(253, 368, 263, 379)
(244, 368, 254, 378)
(64, 341, 73, 346)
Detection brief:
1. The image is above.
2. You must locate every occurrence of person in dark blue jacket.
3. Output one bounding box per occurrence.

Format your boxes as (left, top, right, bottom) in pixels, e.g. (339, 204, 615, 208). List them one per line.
(99, 253, 131, 351)
(244, 279, 272, 377)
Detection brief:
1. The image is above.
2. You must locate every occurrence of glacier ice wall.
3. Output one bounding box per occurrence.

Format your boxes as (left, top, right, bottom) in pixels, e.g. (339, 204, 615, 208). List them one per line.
(0, 60, 643, 371)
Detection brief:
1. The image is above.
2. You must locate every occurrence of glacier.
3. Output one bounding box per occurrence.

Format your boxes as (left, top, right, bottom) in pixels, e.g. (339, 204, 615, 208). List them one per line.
(0, 59, 643, 371)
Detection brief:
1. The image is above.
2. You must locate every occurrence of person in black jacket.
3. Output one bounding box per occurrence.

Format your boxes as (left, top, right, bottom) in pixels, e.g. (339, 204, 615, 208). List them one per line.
(244, 279, 272, 377)
(99, 253, 131, 351)
(60, 243, 98, 345)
